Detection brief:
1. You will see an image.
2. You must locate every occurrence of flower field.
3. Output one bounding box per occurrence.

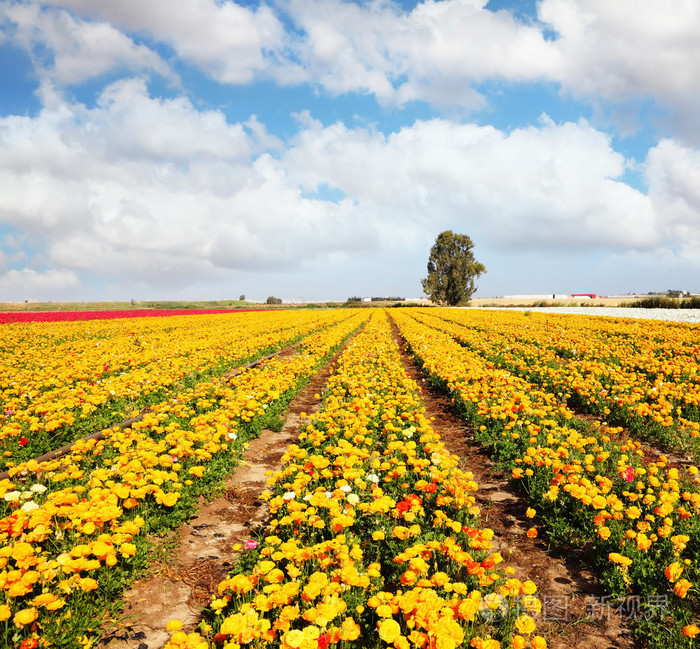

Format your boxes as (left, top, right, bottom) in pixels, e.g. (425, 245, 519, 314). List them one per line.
(166, 310, 546, 649)
(1, 310, 356, 469)
(1, 306, 699, 648)
(0, 309, 367, 647)
(390, 308, 700, 647)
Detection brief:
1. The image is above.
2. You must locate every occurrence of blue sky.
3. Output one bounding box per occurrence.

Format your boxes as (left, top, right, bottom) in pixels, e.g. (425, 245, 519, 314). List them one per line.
(1, 0, 699, 303)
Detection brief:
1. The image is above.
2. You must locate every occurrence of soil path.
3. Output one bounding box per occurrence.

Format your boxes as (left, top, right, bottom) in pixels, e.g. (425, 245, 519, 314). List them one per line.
(387, 316, 637, 649)
(99, 342, 349, 649)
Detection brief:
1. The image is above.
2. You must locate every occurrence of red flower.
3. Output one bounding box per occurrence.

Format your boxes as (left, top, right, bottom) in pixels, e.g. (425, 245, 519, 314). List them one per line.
(317, 633, 331, 649)
(619, 467, 634, 482)
(18, 437, 28, 446)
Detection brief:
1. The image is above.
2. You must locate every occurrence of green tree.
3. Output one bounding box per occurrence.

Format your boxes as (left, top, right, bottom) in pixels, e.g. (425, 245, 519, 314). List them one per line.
(421, 231, 486, 306)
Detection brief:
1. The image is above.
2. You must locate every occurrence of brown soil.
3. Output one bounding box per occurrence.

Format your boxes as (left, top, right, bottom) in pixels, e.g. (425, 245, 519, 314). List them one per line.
(99, 344, 348, 649)
(387, 314, 638, 649)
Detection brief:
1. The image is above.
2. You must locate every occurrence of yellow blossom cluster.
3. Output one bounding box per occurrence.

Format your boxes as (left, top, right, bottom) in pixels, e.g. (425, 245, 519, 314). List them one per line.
(0, 310, 368, 647)
(414, 308, 700, 449)
(391, 308, 700, 645)
(0, 310, 356, 468)
(168, 311, 546, 649)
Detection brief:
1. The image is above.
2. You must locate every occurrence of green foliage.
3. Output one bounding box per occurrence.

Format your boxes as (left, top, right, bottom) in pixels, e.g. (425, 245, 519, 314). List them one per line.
(421, 231, 486, 306)
(629, 295, 700, 309)
(266, 295, 283, 305)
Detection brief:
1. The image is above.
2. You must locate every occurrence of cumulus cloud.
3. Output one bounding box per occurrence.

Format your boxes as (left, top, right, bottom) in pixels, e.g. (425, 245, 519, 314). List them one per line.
(1, 2, 172, 86)
(282, 114, 657, 251)
(36, 0, 287, 84)
(645, 139, 700, 265)
(0, 268, 80, 301)
(11, 0, 699, 144)
(4, 75, 698, 300)
(278, 0, 561, 107)
(539, 0, 700, 143)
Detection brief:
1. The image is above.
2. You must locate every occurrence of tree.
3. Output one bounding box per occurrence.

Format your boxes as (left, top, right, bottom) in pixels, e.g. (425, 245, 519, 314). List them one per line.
(239, 294, 245, 301)
(421, 231, 486, 306)
(266, 296, 282, 305)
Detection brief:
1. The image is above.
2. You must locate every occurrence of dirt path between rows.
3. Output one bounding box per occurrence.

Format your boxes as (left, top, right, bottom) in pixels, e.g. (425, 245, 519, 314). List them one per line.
(387, 316, 637, 649)
(99, 341, 351, 649)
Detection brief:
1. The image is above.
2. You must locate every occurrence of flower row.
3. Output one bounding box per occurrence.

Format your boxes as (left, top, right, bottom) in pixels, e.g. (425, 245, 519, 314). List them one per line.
(390, 309, 700, 648)
(1, 310, 356, 470)
(413, 308, 700, 455)
(0, 311, 369, 647)
(168, 310, 548, 649)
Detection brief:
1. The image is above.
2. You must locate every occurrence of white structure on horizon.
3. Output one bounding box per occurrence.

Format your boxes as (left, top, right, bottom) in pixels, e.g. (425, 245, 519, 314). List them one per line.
(503, 294, 570, 300)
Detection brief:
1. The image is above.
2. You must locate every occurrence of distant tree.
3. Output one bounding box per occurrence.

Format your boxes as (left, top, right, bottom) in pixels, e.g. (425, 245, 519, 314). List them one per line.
(239, 294, 245, 301)
(266, 296, 282, 305)
(421, 231, 486, 306)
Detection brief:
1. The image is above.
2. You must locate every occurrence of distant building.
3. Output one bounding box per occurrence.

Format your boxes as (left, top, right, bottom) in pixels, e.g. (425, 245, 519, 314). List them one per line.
(503, 294, 569, 300)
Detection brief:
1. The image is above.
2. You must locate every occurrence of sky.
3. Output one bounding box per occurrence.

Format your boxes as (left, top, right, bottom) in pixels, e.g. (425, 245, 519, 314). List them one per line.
(1, 0, 699, 303)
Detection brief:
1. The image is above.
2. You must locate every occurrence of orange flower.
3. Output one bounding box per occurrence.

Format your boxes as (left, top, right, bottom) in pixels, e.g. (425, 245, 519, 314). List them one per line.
(526, 528, 538, 538)
(79, 577, 99, 592)
(683, 625, 700, 638)
(340, 618, 361, 641)
(673, 579, 691, 598)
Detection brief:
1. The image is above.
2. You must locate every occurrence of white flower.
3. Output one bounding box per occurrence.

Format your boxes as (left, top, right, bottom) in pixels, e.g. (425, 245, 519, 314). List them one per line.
(366, 474, 380, 484)
(339, 485, 351, 493)
(228, 432, 237, 440)
(21, 501, 39, 512)
(283, 491, 296, 501)
(30, 484, 47, 494)
(3, 491, 20, 502)
(325, 491, 333, 499)
(347, 493, 360, 505)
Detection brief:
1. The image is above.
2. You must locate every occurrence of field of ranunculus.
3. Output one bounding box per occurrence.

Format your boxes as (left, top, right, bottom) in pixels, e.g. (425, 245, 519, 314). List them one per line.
(1, 307, 698, 648)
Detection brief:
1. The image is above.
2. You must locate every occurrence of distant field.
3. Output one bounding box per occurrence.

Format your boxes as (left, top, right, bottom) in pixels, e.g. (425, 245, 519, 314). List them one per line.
(0, 299, 250, 312)
(470, 296, 634, 307)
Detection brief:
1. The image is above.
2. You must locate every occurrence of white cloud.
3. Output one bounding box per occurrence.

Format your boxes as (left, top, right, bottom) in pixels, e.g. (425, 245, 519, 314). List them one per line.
(282, 0, 560, 107)
(645, 139, 700, 266)
(1, 74, 700, 299)
(1, 2, 172, 86)
(282, 115, 657, 251)
(539, 0, 700, 143)
(36, 0, 287, 84)
(0, 268, 79, 301)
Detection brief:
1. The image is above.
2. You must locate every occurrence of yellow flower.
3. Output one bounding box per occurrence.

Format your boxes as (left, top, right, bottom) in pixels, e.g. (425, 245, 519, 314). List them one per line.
(378, 619, 402, 644)
(13, 607, 38, 627)
(514, 614, 536, 635)
(166, 620, 183, 632)
(340, 618, 361, 641)
(511, 636, 527, 649)
(284, 629, 306, 648)
(665, 562, 683, 583)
